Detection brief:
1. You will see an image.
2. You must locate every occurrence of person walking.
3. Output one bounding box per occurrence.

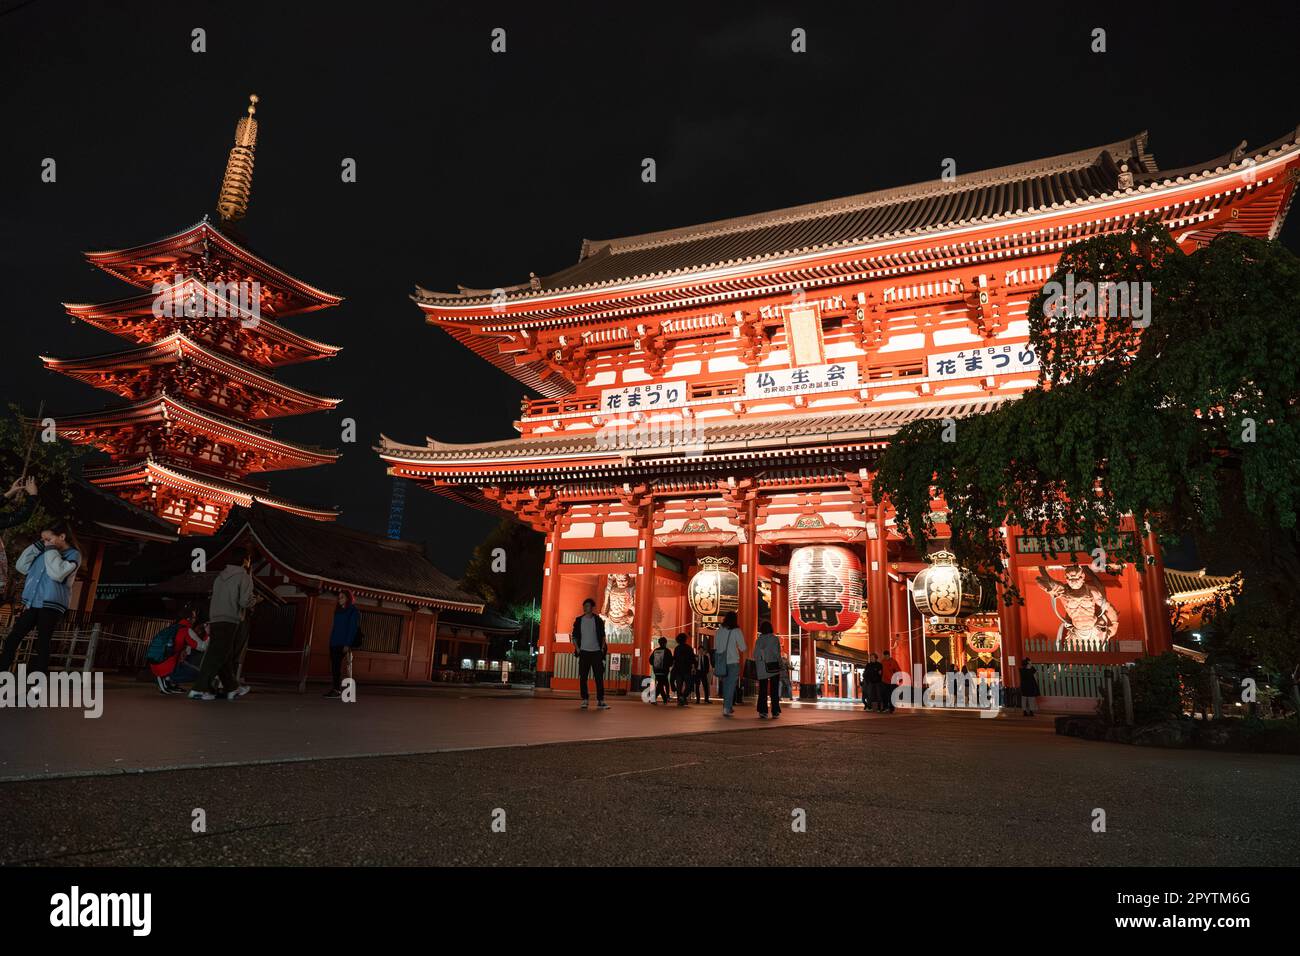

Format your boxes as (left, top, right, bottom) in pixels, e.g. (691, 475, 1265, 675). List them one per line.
(192, 547, 254, 701)
(712, 611, 746, 718)
(694, 637, 712, 703)
(325, 589, 361, 698)
(1019, 657, 1041, 717)
(0, 518, 81, 675)
(880, 649, 901, 713)
(864, 652, 884, 712)
(752, 620, 782, 719)
(572, 598, 609, 709)
(650, 636, 673, 704)
(671, 632, 694, 707)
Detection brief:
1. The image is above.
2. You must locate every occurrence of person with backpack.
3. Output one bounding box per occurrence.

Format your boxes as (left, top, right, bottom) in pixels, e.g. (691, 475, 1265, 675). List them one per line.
(572, 597, 609, 710)
(148, 609, 208, 695)
(325, 589, 361, 699)
(694, 636, 712, 703)
(712, 611, 747, 718)
(649, 636, 673, 704)
(752, 620, 782, 719)
(0, 517, 80, 675)
(192, 547, 254, 701)
(670, 632, 695, 707)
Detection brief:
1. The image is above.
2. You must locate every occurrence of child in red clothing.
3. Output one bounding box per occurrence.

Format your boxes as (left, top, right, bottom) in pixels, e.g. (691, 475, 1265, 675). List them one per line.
(151, 611, 209, 695)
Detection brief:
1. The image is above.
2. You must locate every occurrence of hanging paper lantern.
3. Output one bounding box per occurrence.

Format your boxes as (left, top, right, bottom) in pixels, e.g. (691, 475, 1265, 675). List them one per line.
(789, 545, 864, 632)
(688, 556, 739, 627)
(911, 551, 982, 632)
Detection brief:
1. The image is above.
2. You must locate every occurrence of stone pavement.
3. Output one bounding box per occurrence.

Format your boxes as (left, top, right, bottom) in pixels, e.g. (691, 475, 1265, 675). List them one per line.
(3, 706, 1297, 866)
(0, 683, 865, 780)
(2, 686, 1299, 866)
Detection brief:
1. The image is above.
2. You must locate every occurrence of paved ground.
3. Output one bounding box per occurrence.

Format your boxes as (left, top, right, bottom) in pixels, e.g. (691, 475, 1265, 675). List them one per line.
(0, 683, 863, 780)
(2, 689, 1297, 866)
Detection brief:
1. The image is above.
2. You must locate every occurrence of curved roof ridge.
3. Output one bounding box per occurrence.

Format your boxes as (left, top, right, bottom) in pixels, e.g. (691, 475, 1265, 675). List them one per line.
(583, 133, 1149, 258)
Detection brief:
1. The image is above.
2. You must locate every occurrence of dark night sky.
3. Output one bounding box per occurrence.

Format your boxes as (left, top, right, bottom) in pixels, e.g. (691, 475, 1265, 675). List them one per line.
(1, 1, 1296, 576)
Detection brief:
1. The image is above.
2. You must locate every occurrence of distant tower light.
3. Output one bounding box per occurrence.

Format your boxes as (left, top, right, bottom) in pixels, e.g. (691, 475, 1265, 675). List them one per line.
(387, 476, 408, 539)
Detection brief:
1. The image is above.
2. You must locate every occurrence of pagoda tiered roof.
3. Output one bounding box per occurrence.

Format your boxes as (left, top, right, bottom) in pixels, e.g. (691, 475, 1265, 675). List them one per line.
(87, 460, 337, 531)
(42, 332, 342, 419)
(84, 219, 342, 317)
(45, 96, 344, 533)
(54, 394, 339, 475)
(64, 279, 342, 367)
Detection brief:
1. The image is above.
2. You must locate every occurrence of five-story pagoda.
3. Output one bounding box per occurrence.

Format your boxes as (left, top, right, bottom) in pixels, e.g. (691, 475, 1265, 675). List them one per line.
(43, 95, 342, 534)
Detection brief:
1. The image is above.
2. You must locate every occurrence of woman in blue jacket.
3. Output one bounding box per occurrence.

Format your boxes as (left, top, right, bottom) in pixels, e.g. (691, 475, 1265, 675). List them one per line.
(324, 589, 360, 698)
(0, 518, 81, 675)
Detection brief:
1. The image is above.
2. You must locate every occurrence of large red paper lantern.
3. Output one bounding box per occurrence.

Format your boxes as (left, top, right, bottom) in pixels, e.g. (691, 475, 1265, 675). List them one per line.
(789, 545, 864, 632)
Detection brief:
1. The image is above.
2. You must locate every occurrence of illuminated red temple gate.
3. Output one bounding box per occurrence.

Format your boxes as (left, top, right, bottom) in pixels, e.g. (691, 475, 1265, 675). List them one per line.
(44, 96, 341, 534)
(381, 127, 1299, 703)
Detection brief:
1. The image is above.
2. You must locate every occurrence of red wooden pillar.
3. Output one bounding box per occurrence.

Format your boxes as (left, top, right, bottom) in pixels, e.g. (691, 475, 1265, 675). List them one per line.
(1141, 529, 1173, 655)
(889, 571, 911, 676)
(738, 499, 759, 662)
(998, 528, 1024, 686)
(867, 508, 890, 656)
(632, 509, 657, 691)
(771, 573, 788, 641)
(799, 628, 818, 700)
(535, 525, 562, 691)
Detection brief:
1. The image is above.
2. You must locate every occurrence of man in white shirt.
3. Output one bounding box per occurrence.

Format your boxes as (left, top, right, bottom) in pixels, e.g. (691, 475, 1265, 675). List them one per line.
(571, 598, 609, 710)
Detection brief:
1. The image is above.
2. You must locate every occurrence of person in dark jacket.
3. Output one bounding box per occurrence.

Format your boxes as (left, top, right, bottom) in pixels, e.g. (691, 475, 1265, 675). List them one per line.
(670, 632, 695, 707)
(1019, 657, 1041, 716)
(752, 621, 782, 719)
(572, 598, 609, 709)
(863, 653, 884, 712)
(325, 589, 361, 698)
(649, 636, 673, 704)
(694, 637, 712, 703)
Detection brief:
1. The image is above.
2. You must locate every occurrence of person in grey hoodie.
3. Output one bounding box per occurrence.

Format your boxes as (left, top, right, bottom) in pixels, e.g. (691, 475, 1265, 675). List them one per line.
(752, 620, 783, 719)
(192, 547, 255, 700)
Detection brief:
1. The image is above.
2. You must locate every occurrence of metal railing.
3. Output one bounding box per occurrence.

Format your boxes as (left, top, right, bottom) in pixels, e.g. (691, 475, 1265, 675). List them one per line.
(1, 605, 172, 672)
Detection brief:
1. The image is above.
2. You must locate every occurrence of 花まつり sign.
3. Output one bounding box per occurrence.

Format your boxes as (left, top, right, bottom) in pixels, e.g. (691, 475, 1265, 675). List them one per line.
(928, 344, 1039, 382)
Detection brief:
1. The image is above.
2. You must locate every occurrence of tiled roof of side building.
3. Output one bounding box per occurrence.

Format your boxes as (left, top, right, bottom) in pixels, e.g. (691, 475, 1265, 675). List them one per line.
(219, 504, 484, 610)
(416, 132, 1159, 305)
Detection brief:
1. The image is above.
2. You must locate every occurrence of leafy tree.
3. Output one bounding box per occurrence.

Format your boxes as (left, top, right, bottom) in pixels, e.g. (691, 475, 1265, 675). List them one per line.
(0, 403, 84, 534)
(460, 516, 544, 611)
(873, 223, 1300, 676)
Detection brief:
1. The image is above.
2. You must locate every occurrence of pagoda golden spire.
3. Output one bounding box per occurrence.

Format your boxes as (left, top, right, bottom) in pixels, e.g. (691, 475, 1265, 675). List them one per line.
(215, 94, 259, 222)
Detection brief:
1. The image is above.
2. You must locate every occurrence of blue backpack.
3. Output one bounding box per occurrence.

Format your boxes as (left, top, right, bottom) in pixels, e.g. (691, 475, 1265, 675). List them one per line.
(145, 623, 180, 665)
